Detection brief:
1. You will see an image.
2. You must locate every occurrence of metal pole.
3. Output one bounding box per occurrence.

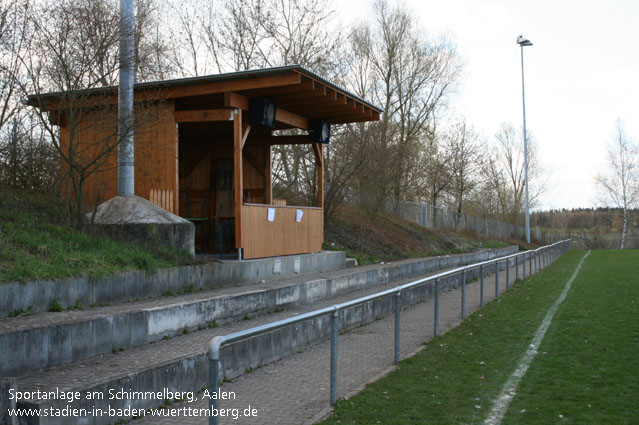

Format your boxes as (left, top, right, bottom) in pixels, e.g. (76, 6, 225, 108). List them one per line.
(461, 271, 466, 319)
(209, 357, 219, 425)
(208, 337, 224, 425)
(520, 42, 531, 244)
(523, 253, 527, 279)
(495, 260, 499, 297)
(480, 265, 484, 306)
(118, 0, 135, 196)
(434, 278, 440, 336)
(516, 254, 519, 281)
(506, 257, 510, 290)
(330, 311, 338, 405)
(529, 251, 533, 275)
(395, 292, 401, 363)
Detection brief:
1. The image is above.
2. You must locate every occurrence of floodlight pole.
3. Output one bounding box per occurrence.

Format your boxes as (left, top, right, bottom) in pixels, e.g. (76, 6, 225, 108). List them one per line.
(118, 0, 135, 196)
(518, 35, 532, 244)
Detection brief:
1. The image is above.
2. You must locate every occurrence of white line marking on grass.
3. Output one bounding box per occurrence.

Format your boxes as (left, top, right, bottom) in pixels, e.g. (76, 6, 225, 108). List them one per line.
(484, 250, 591, 425)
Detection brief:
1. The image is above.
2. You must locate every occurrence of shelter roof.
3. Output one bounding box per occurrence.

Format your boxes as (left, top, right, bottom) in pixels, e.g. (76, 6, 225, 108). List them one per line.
(28, 65, 382, 126)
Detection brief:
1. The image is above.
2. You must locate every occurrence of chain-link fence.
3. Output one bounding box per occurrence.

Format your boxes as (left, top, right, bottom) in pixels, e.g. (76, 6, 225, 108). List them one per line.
(384, 199, 563, 244)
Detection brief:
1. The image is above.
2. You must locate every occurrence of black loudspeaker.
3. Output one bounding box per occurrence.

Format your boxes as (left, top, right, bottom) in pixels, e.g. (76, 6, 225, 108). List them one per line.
(249, 98, 277, 128)
(309, 119, 331, 143)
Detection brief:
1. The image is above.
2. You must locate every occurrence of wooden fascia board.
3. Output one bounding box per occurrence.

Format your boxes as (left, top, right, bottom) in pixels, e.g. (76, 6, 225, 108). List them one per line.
(175, 109, 234, 122)
(224, 92, 308, 130)
(39, 73, 302, 111)
(140, 73, 302, 102)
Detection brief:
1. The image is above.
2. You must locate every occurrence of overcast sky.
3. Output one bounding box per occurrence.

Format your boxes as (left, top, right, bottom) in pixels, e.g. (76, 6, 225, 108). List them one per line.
(336, 0, 639, 211)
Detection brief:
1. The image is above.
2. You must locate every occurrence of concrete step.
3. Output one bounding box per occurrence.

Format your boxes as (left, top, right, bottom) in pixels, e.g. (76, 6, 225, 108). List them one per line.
(1, 247, 516, 378)
(0, 251, 347, 317)
(8, 248, 528, 425)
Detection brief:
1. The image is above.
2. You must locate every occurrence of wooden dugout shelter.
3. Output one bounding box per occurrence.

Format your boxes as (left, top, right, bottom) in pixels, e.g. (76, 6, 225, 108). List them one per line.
(30, 65, 382, 259)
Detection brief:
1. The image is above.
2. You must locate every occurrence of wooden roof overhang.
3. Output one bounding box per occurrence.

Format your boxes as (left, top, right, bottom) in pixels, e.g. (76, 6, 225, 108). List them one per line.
(28, 65, 383, 131)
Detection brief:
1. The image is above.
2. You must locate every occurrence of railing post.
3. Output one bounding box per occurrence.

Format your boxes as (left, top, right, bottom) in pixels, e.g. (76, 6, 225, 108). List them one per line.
(461, 270, 466, 319)
(545, 247, 549, 268)
(395, 291, 401, 364)
(480, 265, 484, 306)
(516, 254, 519, 281)
(506, 257, 510, 290)
(434, 278, 440, 336)
(330, 310, 339, 406)
(529, 251, 533, 276)
(208, 337, 224, 425)
(209, 358, 219, 425)
(523, 253, 527, 279)
(495, 260, 499, 297)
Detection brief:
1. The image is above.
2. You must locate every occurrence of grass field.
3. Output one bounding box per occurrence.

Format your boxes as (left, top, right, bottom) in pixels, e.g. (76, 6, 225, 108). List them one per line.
(320, 250, 639, 425)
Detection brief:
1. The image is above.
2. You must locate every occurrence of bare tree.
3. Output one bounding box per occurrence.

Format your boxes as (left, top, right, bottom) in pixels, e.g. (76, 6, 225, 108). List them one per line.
(594, 122, 639, 248)
(473, 122, 546, 224)
(443, 120, 481, 215)
(163, 0, 210, 77)
(415, 129, 452, 209)
(345, 0, 460, 214)
(0, 114, 59, 191)
(21, 0, 166, 224)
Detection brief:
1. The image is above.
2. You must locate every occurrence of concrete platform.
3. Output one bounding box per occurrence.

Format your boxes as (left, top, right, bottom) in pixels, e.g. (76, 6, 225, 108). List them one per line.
(0, 251, 346, 316)
(1, 248, 516, 377)
(4, 247, 530, 425)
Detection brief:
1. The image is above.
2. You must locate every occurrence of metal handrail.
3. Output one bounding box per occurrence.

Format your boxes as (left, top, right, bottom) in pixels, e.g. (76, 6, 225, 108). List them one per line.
(207, 239, 572, 424)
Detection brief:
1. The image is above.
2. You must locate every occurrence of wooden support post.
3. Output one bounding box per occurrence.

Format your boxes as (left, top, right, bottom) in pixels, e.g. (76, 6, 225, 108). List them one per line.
(312, 142, 324, 208)
(241, 123, 251, 149)
(265, 144, 273, 204)
(233, 109, 243, 249)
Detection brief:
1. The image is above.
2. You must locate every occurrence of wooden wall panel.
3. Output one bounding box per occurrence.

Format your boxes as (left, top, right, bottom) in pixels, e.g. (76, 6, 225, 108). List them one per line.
(242, 142, 266, 203)
(241, 204, 323, 259)
(58, 109, 119, 209)
(57, 102, 178, 213)
(136, 102, 177, 214)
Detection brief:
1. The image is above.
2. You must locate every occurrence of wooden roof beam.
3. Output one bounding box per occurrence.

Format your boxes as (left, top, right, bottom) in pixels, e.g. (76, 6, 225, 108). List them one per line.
(242, 79, 315, 98)
(274, 84, 326, 103)
(224, 92, 309, 130)
(330, 114, 381, 124)
(251, 135, 312, 145)
(175, 109, 234, 122)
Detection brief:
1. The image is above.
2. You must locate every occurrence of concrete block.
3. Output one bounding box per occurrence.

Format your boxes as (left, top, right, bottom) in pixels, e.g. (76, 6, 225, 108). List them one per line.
(0, 378, 17, 425)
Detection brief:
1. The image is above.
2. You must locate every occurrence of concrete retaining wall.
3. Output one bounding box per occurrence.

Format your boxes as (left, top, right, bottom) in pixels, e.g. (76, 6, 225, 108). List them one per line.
(219, 261, 497, 380)
(0, 251, 346, 317)
(1, 378, 17, 425)
(2, 248, 516, 378)
(14, 246, 532, 425)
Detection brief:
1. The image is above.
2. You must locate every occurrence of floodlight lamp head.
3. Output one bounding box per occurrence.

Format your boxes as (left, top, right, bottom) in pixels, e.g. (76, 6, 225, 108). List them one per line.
(517, 35, 533, 46)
